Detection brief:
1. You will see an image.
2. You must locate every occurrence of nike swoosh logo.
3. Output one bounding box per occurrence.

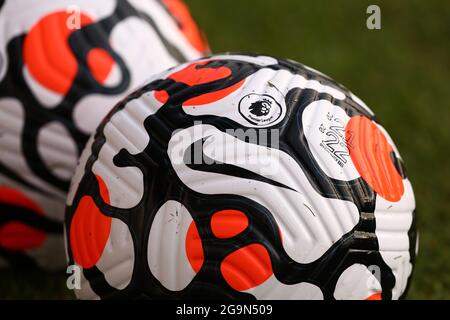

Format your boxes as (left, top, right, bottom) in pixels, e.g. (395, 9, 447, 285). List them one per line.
(183, 137, 297, 192)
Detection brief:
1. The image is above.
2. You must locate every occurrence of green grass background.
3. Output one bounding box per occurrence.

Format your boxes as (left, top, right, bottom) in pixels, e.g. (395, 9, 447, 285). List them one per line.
(1, 0, 449, 299)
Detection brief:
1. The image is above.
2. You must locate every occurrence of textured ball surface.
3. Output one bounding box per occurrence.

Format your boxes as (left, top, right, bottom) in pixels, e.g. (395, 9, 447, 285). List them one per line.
(65, 54, 417, 299)
(0, 0, 208, 270)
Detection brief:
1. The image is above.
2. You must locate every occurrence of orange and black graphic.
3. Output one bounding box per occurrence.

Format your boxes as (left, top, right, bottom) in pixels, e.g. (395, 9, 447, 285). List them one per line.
(0, 187, 61, 267)
(154, 60, 246, 106)
(69, 175, 111, 269)
(0, 0, 205, 265)
(65, 56, 417, 299)
(0, 0, 193, 191)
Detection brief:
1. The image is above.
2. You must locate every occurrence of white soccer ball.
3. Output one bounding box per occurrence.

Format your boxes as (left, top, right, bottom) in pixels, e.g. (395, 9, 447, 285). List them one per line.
(66, 54, 417, 299)
(0, 0, 208, 270)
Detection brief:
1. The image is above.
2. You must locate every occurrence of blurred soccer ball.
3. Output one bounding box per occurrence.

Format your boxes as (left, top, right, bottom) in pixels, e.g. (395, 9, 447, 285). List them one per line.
(66, 53, 417, 299)
(0, 0, 208, 270)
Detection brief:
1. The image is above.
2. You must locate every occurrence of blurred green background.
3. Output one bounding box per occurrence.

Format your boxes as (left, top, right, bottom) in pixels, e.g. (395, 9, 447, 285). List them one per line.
(1, 0, 449, 299)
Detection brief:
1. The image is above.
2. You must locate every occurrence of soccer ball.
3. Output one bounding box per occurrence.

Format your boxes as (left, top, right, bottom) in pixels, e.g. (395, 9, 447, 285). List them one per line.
(65, 54, 417, 299)
(0, 0, 208, 270)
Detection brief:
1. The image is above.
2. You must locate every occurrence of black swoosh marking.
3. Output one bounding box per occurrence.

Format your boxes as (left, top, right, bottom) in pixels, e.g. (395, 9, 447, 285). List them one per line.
(184, 137, 297, 192)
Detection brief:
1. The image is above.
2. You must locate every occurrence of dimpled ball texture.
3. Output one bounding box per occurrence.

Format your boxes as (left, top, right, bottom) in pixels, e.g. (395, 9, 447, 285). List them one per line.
(0, 0, 208, 270)
(65, 54, 417, 300)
